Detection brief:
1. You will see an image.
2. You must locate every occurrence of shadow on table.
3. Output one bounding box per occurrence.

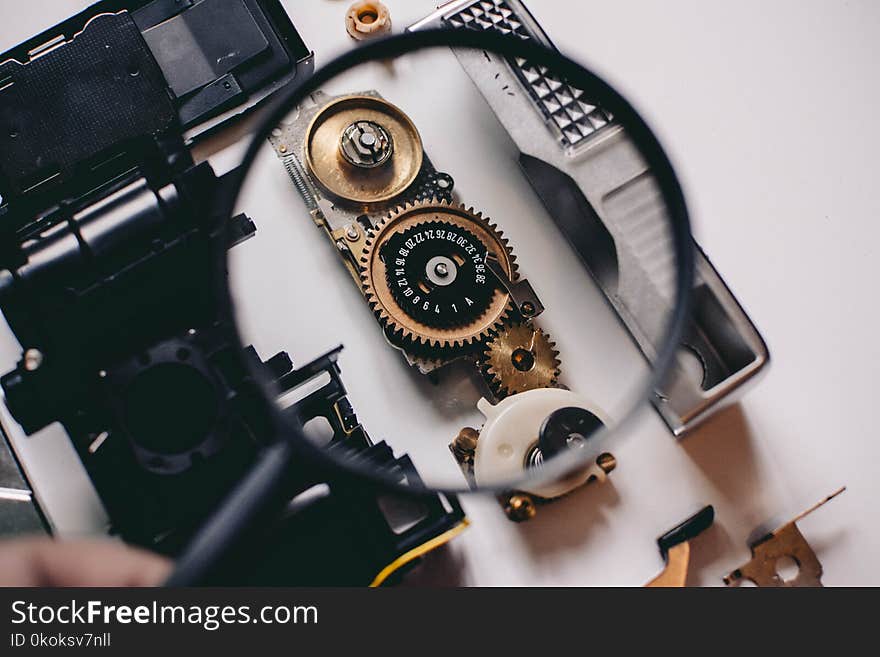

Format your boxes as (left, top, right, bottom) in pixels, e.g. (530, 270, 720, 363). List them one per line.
(684, 520, 739, 586)
(515, 477, 622, 559)
(681, 403, 761, 508)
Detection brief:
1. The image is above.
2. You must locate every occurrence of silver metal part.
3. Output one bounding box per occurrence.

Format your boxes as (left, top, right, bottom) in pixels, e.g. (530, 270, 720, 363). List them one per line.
(269, 90, 379, 233)
(270, 91, 464, 375)
(426, 255, 458, 286)
(0, 424, 47, 536)
(485, 252, 544, 319)
(339, 120, 394, 168)
(410, 0, 769, 435)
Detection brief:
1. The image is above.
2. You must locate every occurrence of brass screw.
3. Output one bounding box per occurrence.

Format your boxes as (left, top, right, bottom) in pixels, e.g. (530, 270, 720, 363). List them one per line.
(454, 427, 479, 454)
(504, 493, 537, 522)
(279, 144, 288, 153)
(597, 452, 617, 474)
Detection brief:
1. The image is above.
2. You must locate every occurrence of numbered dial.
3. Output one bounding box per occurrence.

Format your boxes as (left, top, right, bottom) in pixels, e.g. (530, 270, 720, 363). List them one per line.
(359, 200, 518, 352)
(382, 221, 495, 328)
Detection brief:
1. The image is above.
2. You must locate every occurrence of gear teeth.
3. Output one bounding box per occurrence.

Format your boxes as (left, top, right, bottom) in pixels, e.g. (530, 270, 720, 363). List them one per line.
(358, 198, 521, 355)
(480, 323, 562, 398)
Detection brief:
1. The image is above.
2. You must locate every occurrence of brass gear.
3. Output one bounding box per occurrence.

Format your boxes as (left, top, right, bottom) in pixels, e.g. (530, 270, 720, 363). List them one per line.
(303, 94, 423, 205)
(359, 199, 517, 352)
(481, 323, 561, 397)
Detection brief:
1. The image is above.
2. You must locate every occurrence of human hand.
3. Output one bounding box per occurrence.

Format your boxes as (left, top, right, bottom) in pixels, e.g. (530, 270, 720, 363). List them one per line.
(0, 537, 171, 586)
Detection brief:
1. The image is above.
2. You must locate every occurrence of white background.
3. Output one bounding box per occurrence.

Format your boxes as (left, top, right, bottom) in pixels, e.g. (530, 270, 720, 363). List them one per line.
(0, 0, 877, 586)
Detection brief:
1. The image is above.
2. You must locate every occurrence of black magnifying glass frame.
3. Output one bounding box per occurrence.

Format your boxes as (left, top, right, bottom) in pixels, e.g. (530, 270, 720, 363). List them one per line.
(215, 27, 696, 498)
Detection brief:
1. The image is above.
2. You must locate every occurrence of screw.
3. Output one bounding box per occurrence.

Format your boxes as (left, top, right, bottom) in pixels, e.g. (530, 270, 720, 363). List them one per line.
(597, 452, 617, 474)
(279, 144, 287, 153)
(344, 224, 360, 241)
(520, 301, 536, 316)
(23, 348, 43, 371)
(504, 493, 537, 522)
(454, 427, 479, 454)
(434, 262, 449, 277)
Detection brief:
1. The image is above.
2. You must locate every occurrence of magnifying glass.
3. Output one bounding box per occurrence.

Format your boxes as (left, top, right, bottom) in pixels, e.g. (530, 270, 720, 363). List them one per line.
(168, 27, 694, 584)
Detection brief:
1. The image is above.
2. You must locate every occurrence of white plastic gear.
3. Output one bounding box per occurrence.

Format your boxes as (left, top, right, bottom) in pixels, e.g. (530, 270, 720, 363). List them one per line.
(473, 390, 612, 499)
(359, 198, 518, 352)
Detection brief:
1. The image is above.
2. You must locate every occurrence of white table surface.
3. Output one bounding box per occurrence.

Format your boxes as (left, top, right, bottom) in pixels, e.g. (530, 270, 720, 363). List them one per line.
(0, 0, 877, 586)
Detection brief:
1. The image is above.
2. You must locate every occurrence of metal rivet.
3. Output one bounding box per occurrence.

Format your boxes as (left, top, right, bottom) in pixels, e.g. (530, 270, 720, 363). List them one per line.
(505, 493, 537, 522)
(24, 348, 43, 371)
(597, 452, 617, 473)
(453, 427, 479, 453)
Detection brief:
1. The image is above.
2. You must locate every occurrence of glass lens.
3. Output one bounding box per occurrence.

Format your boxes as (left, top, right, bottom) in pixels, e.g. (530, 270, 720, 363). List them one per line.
(225, 33, 690, 495)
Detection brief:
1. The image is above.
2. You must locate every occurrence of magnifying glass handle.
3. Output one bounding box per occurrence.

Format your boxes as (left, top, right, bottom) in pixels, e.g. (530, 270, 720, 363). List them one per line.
(165, 440, 300, 586)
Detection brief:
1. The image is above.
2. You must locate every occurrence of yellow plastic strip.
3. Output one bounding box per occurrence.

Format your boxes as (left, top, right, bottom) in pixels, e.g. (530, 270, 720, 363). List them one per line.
(369, 519, 470, 587)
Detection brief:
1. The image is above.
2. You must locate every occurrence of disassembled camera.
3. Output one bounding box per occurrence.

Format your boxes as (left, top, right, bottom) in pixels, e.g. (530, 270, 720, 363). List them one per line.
(0, 0, 845, 588)
(269, 90, 616, 520)
(0, 0, 466, 585)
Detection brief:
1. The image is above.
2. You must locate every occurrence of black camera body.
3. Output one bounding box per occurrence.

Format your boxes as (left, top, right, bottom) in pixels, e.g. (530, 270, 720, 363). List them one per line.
(0, 0, 464, 585)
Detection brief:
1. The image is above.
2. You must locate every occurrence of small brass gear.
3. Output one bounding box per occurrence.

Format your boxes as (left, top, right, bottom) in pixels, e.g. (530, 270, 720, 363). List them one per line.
(360, 199, 517, 352)
(481, 323, 561, 397)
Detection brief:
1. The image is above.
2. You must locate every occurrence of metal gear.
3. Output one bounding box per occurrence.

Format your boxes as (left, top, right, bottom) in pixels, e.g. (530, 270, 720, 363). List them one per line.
(304, 94, 423, 205)
(360, 199, 517, 352)
(481, 323, 561, 397)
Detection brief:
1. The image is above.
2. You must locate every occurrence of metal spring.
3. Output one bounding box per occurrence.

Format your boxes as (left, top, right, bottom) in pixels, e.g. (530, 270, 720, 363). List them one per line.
(525, 445, 544, 469)
(282, 154, 318, 211)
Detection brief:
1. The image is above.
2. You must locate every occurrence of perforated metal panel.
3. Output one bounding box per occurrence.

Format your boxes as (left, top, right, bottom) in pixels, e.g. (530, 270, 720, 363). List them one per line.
(445, 0, 613, 148)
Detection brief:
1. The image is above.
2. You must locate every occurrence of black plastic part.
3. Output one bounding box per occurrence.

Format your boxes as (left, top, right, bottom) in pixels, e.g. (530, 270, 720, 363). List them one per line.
(657, 505, 715, 559)
(141, 0, 269, 97)
(147, 0, 314, 130)
(167, 345, 466, 585)
(227, 212, 257, 247)
(0, 12, 177, 203)
(0, 0, 313, 215)
(538, 406, 604, 460)
(132, 0, 194, 30)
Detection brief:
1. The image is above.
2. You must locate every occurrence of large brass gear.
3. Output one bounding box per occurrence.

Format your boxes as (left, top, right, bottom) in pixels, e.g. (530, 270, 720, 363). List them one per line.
(303, 94, 423, 205)
(359, 199, 517, 352)
(481, 323, 561, 397)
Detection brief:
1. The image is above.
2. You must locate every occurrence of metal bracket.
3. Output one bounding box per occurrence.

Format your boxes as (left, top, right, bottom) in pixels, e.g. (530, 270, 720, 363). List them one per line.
(724, 487, 845, 587)
(485, 252, 544, 319)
